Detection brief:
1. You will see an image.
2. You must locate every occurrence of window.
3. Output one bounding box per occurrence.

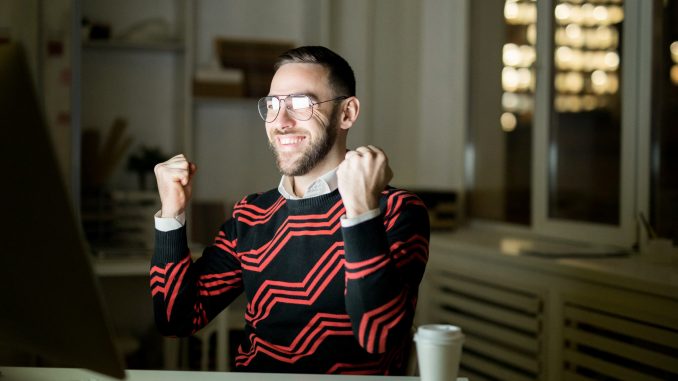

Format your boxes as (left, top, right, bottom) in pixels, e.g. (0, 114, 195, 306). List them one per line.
(467, 0, 672, 248)
(651, 0, 678, 242)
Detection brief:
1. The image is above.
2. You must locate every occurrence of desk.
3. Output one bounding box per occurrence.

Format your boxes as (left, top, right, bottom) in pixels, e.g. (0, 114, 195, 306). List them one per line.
(0, 367, 470, 381)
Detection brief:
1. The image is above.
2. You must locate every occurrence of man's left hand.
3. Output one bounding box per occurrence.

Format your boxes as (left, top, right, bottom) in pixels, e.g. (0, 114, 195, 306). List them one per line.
(337, 145, 393, 219)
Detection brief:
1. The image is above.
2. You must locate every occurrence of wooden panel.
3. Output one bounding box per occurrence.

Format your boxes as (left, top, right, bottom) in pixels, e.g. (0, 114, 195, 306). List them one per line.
(562, 369, 604, 381)
(563, 349, 666, 381)
(465, 333, 540, 373)
(564, 305, 678, 349)
(432, 272, 542, 314)
(563, 327, 678, 373)
(459, 368, 495, 381)
(437, 310, 540, 353)
(463, 351, 535, 381)
(433, 292, 540, 333)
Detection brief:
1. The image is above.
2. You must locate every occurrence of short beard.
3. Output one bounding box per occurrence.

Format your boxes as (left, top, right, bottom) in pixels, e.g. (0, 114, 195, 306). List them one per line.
(270, 106, 340, 177)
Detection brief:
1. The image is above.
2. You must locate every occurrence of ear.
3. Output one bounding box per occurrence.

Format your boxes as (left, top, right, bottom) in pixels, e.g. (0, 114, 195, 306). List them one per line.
(339, 96, 360, 130)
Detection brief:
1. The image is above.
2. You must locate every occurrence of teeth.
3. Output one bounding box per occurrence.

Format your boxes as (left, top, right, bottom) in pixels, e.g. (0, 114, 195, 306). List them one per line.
(280, 137, 304, 145)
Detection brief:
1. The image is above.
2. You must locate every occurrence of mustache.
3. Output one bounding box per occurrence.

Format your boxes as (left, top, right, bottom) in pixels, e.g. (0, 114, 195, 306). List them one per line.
(271, 129, 308, 137)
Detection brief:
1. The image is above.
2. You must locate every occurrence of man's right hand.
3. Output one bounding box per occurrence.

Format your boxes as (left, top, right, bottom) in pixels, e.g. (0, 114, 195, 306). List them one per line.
(154, 154, 197, 218)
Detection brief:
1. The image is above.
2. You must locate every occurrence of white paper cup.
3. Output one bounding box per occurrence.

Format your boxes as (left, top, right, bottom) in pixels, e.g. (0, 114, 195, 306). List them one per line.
(414, 324, 464, 381)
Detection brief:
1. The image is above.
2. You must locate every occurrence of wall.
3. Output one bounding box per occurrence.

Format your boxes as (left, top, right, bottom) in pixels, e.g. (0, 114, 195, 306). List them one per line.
(332, 0, 471, 192)
(467, 0, 506, 219)
(331, 0, 468, 193)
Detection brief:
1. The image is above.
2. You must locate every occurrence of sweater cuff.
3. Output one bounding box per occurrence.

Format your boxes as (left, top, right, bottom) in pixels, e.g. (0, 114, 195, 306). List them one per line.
(154, 225, 190, 263)
(342, 214, 387, 263)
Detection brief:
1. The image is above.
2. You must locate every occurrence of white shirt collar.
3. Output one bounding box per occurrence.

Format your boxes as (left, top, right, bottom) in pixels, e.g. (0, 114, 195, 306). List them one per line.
(277, 167, 339, 200)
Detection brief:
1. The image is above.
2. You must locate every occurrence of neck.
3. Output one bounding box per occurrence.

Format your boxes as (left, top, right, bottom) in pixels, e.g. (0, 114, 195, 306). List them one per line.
(290, 146, 345, 197)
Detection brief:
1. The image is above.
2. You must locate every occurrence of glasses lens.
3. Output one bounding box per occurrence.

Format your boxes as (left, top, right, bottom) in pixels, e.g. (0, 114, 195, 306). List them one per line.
(258, 97, 280, 122)
(288, 95, 313, 121)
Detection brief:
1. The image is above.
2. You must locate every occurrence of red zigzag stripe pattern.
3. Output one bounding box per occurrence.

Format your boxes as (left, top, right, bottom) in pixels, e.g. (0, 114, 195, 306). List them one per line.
(383, 190, 426, 232)
(151, 255, 243, 324)
(235, 312, 354, 367)
(236, 199, 345, 272)
(246, 241, 345, 327)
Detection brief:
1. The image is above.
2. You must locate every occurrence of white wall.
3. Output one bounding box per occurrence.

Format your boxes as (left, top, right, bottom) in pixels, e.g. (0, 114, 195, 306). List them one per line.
(330, 0, 468, 193)
(416, 0, 468, 192)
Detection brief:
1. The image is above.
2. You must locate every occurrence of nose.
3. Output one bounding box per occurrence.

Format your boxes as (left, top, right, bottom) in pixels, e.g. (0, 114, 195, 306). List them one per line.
(271, 103, 295, 130)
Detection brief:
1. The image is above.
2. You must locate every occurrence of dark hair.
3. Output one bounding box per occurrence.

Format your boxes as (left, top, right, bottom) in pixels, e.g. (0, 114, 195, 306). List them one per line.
(274, 46, 356, 97)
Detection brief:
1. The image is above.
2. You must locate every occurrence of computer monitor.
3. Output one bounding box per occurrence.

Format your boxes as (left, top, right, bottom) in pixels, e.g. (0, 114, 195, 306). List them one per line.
(0, 43, 125, 379)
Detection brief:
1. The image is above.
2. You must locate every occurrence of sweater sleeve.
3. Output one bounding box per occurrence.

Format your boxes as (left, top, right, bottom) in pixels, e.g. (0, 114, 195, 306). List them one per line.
(150, 218, 243, 337)
(341, 189, 430, 354)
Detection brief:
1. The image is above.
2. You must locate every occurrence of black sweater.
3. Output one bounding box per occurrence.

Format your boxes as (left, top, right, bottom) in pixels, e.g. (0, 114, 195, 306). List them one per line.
(151, 187, 429, 374)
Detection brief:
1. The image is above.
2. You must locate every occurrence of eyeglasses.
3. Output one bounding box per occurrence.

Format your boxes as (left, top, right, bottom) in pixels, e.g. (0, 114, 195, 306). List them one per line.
(257, 94, 348, 123)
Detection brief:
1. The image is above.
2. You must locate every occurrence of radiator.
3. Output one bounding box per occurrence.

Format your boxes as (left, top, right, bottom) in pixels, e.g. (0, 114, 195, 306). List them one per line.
(427, 270, 545, 381)
(562, 302, 678, 381)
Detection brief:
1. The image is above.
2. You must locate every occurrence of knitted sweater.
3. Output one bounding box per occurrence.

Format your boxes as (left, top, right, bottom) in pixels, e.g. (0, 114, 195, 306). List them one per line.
(150, 187, 429, 374)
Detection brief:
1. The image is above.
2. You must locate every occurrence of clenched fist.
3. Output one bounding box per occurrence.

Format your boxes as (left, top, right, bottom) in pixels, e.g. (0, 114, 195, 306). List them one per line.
(337, 145, 393, 219)
(154, 154, 197, 217)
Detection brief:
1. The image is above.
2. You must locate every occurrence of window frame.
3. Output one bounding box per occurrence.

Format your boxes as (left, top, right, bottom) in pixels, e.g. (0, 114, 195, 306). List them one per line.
(522, 0, 651, 248)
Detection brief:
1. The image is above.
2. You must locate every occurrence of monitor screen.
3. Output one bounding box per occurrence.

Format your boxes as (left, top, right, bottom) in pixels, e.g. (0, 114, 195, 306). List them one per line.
(0, 43, 125, 379)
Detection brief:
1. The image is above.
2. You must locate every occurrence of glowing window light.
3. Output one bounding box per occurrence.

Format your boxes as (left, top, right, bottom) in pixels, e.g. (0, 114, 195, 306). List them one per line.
(523, 3, 537, 24)
(593, 51, 608, 70)
(593, 26, 615, 49)
(607, 73, 619, 93)
(518, 68, 532, 90)
(591, 69, 607, 85)
(555, 3, 571, 22)
(591, 70, 608, 94)
(520, 45, 536, 66)
(593, 6, 609, 23)
(502, 67, 520, 92)
(604, 51, 620, 70)
(582, 95, 598, 111)
(554, 95, 568, 112)
(571, 49, 585, 71)
(569, 5, 584, 24)
(608, 6, 624, 24)
(556, 95, 583, 113)
(555, 46, 574, 69)
(565, 24, 583, 47)
(500, 112, 518, 132)
(527, 24, 537, 45)
(504, 1, 520, 24)
(670, 41, 678, 64)
(502, 92, 520, 110)
(581, 51, 596, 72)
(565, 71, 584, 93)
(503, 43, 522, 67)
(555, 28, 568, 47)
(555, 73, 568, 93)
(581, 3, 596, 26)
(671, 65, 678, 85)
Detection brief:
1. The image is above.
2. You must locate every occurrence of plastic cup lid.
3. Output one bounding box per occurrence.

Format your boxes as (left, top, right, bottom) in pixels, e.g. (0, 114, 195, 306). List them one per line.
(414, 324, 464, 343)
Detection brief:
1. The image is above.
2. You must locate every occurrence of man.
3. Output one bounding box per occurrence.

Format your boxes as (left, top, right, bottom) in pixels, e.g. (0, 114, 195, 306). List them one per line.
(151, 46, 429, 374)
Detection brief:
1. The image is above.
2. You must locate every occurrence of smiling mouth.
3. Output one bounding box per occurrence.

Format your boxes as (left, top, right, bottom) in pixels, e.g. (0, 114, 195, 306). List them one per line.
(278, 136, 306, 146)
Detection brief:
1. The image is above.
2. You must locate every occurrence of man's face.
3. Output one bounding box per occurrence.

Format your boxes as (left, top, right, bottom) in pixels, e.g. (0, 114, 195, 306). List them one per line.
(265, 63, 341, 177)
